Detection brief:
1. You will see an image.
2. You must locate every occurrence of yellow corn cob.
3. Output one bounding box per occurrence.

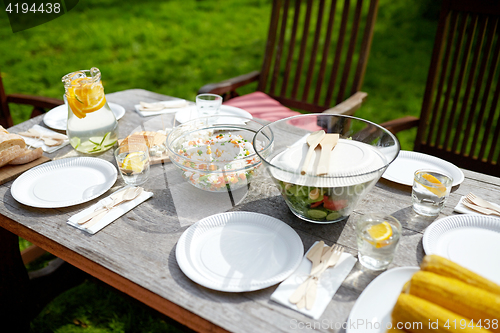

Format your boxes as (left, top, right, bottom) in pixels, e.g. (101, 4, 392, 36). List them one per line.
(408, 271, 500, 331)
(392, 294, 492, 333)
(420, 255, 500, 295)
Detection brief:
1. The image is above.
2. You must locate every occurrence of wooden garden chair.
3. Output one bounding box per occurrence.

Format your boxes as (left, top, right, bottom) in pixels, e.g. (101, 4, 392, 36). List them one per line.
(198, 0, 379, 127)
(0, 71, 63, 128)
(381, 0, 500, 177)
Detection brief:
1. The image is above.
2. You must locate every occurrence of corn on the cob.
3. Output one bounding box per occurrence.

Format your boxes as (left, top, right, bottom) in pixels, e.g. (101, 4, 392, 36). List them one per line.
(420, 255, 500, 295)
(408, 271, 500, 331)
(392, 294, 492, 333)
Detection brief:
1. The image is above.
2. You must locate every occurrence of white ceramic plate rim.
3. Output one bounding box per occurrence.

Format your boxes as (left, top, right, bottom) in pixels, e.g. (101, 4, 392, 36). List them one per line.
(347, 266, 419, 333)
(382, 150, 464, 186)
(11, 157, 117, 208)
(43, 102, 126, 131)
(422, 214, 500, 283)
(176, 211, 303, 292)
(175, 105, 253, 124)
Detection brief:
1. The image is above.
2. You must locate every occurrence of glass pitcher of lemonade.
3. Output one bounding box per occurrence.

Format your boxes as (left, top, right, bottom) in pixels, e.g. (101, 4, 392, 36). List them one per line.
(62, 67, 118, 154)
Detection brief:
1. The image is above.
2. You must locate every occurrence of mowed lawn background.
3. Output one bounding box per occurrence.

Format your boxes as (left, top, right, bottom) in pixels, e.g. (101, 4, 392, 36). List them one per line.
(0, 0, 439, 332)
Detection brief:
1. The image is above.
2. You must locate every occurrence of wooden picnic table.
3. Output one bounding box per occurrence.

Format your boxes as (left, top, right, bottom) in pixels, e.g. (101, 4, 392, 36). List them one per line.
(0, 89, 499, 332)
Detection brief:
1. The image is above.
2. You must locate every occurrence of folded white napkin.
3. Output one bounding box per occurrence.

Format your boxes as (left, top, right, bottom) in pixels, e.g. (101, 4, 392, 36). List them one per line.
(454, 196, 500, 217)
(67, 187, 153, 234)
(19, 124, 69, 153)
(134, 99, 189, 117)
(271, 242, 357, 319)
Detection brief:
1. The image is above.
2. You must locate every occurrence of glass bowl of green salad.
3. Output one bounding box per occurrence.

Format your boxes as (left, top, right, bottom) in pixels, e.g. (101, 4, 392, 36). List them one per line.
(167, 115, 272, 192)
(254, 114, 400, 223)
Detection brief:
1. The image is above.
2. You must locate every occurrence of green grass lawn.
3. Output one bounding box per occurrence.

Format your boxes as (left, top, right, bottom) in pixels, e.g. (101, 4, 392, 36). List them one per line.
(1, 0, 440, 331)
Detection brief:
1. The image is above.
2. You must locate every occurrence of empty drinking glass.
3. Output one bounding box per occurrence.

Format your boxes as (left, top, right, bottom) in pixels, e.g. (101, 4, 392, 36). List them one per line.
(196, 94, 222, 116)
(412, 169, 452, 216)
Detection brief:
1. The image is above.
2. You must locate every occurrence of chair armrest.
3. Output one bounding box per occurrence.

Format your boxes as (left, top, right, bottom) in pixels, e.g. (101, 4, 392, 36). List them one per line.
(7, 94, 64, 109)
(379, 116, 420, 134)
(321, 91, 368, 116)
(197, 70, 260, 97)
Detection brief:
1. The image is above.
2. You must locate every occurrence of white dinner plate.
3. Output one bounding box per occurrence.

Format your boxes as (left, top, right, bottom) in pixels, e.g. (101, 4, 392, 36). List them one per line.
(423, 214, 500, 284)
(347, 267, 419, 333)
(382, 150, 464, 186)
(11, 157, 117, 208)
(175, 105, 253, 124)
(176, 211, 303, 292)
(43, 102, 126, 131)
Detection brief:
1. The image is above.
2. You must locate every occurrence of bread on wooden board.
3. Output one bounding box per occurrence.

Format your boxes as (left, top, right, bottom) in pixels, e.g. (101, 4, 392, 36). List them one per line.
(9, 147, 43, 165)
(0, 145, 25, 167)
(0, 134, 26, 151)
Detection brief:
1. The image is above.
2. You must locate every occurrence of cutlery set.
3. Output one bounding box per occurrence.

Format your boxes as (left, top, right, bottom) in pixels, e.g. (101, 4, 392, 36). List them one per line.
(138, 100, 188, 111)
(19, 128, 67, 146)
(300, 130, 339, 176)
(289, 242, 344, 310)
(77, 186, 144, 229)
(462, 192, 500, 216)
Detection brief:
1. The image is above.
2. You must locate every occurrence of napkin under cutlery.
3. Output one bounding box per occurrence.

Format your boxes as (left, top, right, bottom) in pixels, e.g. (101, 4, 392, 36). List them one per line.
(454, 196, 500, 218)
(134, 99, 190, 117)
(67, 187, 153, 234)
(18, 125, 69, 153)
(271, 242, 357, 319)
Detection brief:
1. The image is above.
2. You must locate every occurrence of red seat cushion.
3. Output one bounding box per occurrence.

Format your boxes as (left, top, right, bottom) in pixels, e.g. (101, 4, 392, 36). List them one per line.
(223, 91, 321, 131)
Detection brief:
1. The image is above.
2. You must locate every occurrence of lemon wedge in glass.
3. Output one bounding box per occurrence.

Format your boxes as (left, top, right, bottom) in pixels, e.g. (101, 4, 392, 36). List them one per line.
(367, 221, 393, 248)
(122, 152, 146, 173)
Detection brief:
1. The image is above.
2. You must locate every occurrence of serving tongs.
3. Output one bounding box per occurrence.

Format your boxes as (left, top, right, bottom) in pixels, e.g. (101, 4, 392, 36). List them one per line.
(316, 133, 339, 176)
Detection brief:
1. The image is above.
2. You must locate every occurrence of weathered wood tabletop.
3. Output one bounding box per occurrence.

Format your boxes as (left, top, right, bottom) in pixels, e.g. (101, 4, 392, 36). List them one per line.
(1, 89, 499, 332)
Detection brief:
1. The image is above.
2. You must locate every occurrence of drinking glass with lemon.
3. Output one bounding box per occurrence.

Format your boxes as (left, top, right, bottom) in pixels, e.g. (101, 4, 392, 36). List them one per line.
(356, 214, 402, 270)
(114, 143, 150, 186)
(412, 169, 453, 216)
(62, 67, 118, 154)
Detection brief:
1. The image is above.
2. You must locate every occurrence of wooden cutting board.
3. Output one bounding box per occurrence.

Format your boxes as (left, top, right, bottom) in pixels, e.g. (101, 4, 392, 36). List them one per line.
(0, 156, 51, 185)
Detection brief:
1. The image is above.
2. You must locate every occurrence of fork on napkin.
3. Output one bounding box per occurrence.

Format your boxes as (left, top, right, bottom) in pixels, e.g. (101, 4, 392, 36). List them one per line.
(135, 99, 190, 117)
(455, 192, 500, 217)
(18, 125, 69, 153)
(271, 241, 357, 319)
(67, 186, 153, 234)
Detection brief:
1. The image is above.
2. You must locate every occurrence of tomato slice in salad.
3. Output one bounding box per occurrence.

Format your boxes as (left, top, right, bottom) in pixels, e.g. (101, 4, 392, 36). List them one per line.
(323, 196, 348, 211)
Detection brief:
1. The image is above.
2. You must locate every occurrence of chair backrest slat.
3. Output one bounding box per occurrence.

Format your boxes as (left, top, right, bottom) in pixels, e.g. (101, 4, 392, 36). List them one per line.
(260, 0, 379, 112)
(291, 0, 314, 100)
(336, 0, 363, 105)
(269, 0, 290, 96)
(302, 0, 326, 102)
(313, 0, 338, 105)
(325, 0, 350, 106)
(280, 0, 301, 96)
(443, 13, 477, 150)
(416, 0, 500, 176)
(452, 15, 487, 153)
(350, 0, 378, 97)
(471, 18, 500, 158)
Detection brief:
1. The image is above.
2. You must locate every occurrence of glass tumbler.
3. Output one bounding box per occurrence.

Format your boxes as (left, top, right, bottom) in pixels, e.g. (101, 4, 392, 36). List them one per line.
(114, 143, 150, 186)
(356, 213, 402, 270)
(196, 94, 222, 116)
(412, 169, 453, 216)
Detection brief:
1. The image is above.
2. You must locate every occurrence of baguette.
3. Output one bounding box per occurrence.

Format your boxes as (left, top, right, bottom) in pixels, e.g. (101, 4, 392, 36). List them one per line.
(0, 145, 25, 167)
(9, 147, 43, 165)
(0, 134, 26, 151)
